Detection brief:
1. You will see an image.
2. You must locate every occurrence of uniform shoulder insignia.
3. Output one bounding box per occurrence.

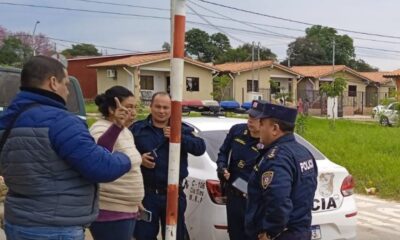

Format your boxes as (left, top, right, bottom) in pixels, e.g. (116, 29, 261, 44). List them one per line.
(267, 146, 279, 159)
(261, 171, 274, 189)
(243, 129, 248, 135)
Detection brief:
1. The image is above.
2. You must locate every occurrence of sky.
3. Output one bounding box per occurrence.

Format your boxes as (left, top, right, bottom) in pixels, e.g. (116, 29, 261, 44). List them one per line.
(1, 0, 400, 71)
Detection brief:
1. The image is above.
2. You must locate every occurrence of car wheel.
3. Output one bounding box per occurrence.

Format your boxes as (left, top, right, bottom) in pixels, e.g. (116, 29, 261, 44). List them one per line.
(380, 116, 390, 126)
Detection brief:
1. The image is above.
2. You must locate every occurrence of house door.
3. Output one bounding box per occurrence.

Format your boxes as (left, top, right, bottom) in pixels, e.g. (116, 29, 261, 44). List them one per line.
(166, 77, 170, 94)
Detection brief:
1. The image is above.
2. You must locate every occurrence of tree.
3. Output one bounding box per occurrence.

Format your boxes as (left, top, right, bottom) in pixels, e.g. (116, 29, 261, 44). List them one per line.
(210, 33, 231, 58)
(284, 25, 355, 66)
(211, 74, 231, 101)
(348, 59, 378, 72)
(61, 43, 101, 57)
(162, 42, 170, 52)
(0, 26, 7, 47)
(216, 43, 276, 64)
(320, 76, 347, 124)
(0, 36, 32, 67)
(14, 32, 54, 56)
(185, 28, 213, 62)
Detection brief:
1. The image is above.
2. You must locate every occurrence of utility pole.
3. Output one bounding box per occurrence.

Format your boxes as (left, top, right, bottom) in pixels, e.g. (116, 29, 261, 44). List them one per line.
(32, 20, 40, 56)
(257, 42, 261, 89)
(332, 39, 336, 73)
(251, 41, 255, 92)
(166, 1, 186, 239)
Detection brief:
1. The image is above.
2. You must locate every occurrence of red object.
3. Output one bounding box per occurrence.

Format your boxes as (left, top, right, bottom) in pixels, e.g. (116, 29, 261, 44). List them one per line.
(182, 99, 204, 107)
(67, 54, 139, 100)
(206, 180, 227, 205)
(341, 175, 355, 197)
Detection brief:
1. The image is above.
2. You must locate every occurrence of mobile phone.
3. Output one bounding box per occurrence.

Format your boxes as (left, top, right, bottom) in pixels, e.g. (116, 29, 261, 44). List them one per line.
(139, 208, 152, 222)
(232, 177, 248, 194)
(150, 149, 158, 158)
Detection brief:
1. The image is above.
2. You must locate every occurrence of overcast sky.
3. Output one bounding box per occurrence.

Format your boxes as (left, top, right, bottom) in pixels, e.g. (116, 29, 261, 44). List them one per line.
(1, 0, 400, 71)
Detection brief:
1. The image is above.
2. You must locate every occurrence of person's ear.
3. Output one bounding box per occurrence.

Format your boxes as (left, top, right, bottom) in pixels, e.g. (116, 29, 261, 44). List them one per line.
(108, 106, 115, 116)
(272, 123, 280, 136)
(49, 76, 58, 92)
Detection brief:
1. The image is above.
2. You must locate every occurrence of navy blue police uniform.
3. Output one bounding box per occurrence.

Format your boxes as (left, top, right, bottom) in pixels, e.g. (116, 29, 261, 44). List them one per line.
(216, 100, 265, 240)
(130, 115, 206, 240)
(245, 103, 318, 240)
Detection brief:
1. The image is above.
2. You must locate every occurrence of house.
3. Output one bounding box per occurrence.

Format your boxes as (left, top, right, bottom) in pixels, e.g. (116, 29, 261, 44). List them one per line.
(358, 71, 396, 106)
(88, 52, 218, 103)
(215, 61, 302, 104)
(67, 52, 160, 99)
(383, 70, 400, 101)
(291, 65, 376, 115)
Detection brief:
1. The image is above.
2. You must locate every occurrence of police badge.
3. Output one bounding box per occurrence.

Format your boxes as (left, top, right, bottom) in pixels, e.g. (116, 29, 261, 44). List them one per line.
(237, 160, 245, 168)
(261, 171, 274, 189)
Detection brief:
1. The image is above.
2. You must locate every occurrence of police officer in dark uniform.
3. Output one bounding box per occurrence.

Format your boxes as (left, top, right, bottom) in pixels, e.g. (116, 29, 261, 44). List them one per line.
(216, 100, 266, 240)
(130, 92, 206, 240)
(245, 102, 318, 240)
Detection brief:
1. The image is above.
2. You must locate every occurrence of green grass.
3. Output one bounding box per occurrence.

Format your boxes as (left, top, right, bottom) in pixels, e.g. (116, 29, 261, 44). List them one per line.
(300, 117, 400, 200)
(85, 102, 98, 114)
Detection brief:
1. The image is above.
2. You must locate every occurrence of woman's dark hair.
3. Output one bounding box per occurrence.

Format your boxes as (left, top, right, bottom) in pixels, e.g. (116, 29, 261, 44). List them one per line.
(94, 86, 134, 117)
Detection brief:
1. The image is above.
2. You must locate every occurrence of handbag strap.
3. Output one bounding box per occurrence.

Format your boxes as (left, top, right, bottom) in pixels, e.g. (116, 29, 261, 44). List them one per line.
(0, 103, 40, 154)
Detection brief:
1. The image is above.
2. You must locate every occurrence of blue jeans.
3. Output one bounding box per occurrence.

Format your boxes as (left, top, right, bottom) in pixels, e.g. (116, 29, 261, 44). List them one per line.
(89, 219, 136, 240)
(4, 222, 84, 240)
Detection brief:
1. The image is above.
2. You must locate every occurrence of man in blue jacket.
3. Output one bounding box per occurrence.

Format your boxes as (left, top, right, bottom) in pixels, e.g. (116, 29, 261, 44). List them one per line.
(0, 56, 131, 240)
(131, 92, 206, 240)
(216, 100, 265, 240)
(245, 102, 318, 240)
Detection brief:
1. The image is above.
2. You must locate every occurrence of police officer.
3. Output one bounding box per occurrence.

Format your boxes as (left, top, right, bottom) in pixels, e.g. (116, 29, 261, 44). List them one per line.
(216, 100, 265, 240)
(130, 92, 206, 240)
(245, 102, 318, 240)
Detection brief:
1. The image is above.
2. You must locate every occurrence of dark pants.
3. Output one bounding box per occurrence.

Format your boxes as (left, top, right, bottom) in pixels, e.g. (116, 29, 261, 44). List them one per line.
(90, 219, 136, 240)
(277, 231, 311, 240)
(226, 188, 251, 240)
(134, 191, 187, 240)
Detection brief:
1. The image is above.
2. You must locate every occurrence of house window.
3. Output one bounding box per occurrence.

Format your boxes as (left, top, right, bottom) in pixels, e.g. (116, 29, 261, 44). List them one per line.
(140, 75, 154, 90)
(271, 81, 280, 94)
(186, 77, 199, 91)
(247, 80, 259, 92)
(348, 85, 357, 97)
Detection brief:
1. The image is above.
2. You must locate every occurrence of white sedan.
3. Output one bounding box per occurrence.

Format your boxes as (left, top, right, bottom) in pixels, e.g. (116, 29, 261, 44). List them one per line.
(183, 117, 357, 240)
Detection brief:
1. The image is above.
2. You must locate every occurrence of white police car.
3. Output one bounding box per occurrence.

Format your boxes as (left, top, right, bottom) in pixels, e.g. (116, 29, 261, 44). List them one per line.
(183, 117, 357, 240)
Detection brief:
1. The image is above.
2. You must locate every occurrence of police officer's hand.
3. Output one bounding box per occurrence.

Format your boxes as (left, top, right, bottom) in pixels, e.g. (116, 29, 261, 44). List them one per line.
(113, 97, 129, 128)
(141, 152, 156, 169)
(223, 169, 230, 180)
(163, 126, 170, 138)
(258, 232, 270, 240)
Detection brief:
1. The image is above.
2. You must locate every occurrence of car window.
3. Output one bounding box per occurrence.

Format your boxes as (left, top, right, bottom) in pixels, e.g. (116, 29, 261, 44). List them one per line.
(198, 130, 325, 162)
(0, 69, 80, 114)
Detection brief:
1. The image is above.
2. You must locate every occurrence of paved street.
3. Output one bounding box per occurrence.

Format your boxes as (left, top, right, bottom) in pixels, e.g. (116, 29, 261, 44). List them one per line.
(356, 194, 400, 240)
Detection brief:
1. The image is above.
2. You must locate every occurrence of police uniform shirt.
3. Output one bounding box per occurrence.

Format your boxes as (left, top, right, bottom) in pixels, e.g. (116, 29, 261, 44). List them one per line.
(216, 123, 261, 183)
(245, 133, 318, 238)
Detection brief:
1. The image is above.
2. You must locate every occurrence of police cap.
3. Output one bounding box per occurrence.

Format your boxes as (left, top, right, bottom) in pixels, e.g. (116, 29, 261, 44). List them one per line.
(247, 100, 268, 118)
(254, 102, 298, 124)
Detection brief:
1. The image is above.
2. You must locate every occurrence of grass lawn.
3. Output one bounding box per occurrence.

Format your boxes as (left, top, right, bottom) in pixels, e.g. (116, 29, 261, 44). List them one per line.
(300, 117, 400, 200)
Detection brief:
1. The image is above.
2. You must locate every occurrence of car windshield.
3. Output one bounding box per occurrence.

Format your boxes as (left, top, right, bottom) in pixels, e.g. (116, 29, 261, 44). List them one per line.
(0, 70, 80, 113)
(198, 130, 325, 162)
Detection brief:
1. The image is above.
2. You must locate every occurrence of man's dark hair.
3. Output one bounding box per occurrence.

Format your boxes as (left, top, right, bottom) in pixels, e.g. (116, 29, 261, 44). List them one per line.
(21, 55, 66, 88)
(270, 118, 295, 132)
(94, 86, 134, 117)
(150, 92, 171, 105)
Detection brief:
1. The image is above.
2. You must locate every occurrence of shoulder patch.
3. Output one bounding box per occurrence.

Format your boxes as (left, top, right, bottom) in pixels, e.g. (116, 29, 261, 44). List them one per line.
(261, 171, 274, 189)
(243, 129, 248, 135)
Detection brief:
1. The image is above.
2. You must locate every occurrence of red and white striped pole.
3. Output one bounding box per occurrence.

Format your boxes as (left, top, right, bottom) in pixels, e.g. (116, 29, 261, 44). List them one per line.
(166, 0, 185, 239)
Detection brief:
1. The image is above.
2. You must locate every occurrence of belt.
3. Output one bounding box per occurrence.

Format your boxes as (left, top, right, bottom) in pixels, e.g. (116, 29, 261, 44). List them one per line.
(144, 186, 184, 195)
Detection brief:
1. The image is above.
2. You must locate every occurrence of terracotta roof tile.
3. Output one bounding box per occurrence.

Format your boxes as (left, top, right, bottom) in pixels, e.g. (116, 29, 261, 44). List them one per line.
(383, 69, 400, 77)
(290, 65, 347, 78)
(358, 72, 392, 84)
(88, 52, 217, 71)
(215, 60, 274, 73)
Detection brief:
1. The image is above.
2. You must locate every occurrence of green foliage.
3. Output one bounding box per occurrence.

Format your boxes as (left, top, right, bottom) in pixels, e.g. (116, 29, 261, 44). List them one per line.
(162, 42, 171, 52)
(185, 28, 218, 62)
(303, 117, 400, 200)
(216, 43, 276, 64)
(295, 114, 308, 135)
(0, 36, 32, 67)
(319, 77, 347, 98)
(211, 74, 231, 101)
(61, 43, 101, 58)
(348, 59, 379, 72)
